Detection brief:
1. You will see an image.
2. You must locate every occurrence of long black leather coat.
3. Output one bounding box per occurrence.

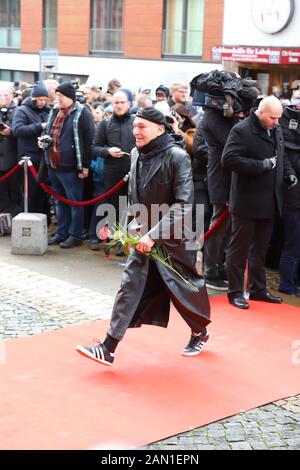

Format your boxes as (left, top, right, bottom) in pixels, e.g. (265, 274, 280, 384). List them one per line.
(111, 135, 211, 333)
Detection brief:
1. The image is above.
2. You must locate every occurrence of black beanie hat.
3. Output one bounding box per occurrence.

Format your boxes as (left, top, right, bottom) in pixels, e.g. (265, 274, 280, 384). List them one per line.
(136, 107, 169, 127)
(56, 81, 76, 101)
(155, 85, 170, 97)
(31, 80, 48, 97)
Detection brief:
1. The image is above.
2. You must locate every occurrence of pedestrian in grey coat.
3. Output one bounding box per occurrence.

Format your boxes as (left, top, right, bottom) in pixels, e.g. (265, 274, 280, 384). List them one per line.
(76, 107, 211, 367)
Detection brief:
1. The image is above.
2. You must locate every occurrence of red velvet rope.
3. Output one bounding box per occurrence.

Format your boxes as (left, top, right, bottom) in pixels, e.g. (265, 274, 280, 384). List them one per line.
(1, 163, 229, 241)
(0, 162, 21, 184)
(28, 165, 128, 207)
(198, 207, 229, 243)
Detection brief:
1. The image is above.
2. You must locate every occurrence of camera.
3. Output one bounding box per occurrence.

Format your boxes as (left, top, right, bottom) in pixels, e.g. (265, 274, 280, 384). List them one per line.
(38, 134, 54, 150)
(70, 79, 80, 90)
(0, 107, 8, 123)
(75, 90, 87, 104)
(242, 77, 258, 88)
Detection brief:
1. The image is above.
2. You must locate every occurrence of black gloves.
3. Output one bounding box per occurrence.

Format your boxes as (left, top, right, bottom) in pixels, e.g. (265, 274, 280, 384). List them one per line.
(263, 156, 277, 171)
(285, 174, 298, 188)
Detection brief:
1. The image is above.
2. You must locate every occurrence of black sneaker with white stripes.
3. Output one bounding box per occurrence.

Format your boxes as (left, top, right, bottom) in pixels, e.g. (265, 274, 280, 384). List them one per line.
(181, 330, 209, 357)
(76, 342, 114, 366)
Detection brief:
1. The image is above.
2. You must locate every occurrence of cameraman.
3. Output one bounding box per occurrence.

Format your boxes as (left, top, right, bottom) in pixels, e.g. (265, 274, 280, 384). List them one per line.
(0, 87, 22, 217)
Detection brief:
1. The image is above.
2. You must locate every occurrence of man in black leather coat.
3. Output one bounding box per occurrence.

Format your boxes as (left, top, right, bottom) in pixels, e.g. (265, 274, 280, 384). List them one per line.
(76, 107, 211, 366)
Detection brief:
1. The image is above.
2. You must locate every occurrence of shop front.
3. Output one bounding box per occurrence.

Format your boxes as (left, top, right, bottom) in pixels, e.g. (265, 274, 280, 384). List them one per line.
(213, 0, 300, 99)
(211, 45, 300, 97)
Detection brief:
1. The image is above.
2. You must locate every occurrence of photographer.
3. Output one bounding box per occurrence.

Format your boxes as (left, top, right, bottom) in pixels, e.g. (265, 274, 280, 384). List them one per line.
(43, 81, 95, 248)
(12, 81, 50, 219)
(0, 87, 22, 218)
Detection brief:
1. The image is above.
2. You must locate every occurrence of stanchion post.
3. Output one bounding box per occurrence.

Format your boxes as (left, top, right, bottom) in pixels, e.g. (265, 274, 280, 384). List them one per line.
(21, 156, 31, 214)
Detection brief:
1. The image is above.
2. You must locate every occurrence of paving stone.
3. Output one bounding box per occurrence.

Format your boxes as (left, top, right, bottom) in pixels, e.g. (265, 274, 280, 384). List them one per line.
(162, 436, 178, 445)
(230, 442, 252, 450)
(226, 434, 246, 443)
(248, 441, 269, 450)
(284, 439, 300, 447)
(207, 430, 226, 437)
(224, 422, 243, 428)
(195, 445, 216, 450)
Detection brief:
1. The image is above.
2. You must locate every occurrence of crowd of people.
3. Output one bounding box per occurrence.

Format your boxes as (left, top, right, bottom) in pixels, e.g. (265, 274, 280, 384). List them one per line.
(0, 74, 299, 329)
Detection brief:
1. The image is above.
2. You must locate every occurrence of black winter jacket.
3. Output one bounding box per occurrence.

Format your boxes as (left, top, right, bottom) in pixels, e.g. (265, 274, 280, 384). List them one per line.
(12, 97, 50, 157)
(93, 113, 135, 177)
(222, 109, 295, 219)
(0, 101, 18, 171)
(192, 118, 208, 190)
(202, 108, 238, 205)
(280, 106, 300, 210)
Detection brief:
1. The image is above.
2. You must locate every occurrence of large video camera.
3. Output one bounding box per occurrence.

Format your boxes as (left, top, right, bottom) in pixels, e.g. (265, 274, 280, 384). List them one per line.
(190, 70, 259, 117)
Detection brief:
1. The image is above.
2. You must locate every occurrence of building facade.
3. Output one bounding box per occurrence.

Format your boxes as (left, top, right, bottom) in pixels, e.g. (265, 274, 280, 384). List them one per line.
(213, 0, 300, 96)
(0, 0, 223, 90)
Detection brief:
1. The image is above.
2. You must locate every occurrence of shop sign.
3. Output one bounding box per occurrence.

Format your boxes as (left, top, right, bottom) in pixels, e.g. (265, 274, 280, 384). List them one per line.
(212, 46, 300, 65)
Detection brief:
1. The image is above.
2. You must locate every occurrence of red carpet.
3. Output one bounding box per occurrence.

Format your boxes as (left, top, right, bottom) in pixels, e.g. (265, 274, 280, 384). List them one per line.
(1, 296, 299, 450)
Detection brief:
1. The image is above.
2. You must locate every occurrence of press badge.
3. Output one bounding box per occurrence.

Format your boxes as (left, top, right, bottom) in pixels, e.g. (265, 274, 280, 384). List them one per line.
(289, 119, 299, 130)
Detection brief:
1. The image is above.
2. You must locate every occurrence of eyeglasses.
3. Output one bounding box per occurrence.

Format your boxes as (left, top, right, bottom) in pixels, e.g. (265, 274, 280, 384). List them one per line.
(114, 101, 128, 105)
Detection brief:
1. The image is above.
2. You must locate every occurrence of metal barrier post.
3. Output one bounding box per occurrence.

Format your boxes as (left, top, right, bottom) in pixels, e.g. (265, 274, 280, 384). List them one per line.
(20, 156, 31, 214)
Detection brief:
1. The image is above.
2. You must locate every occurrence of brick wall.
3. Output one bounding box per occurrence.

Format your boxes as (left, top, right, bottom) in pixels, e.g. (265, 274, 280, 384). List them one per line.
(19, 0, 223, 61)
(124, 0, 163, 59)
(21, 0, 43, 52)
(202, 0, 224, 61)
(57, 0, 90, 55)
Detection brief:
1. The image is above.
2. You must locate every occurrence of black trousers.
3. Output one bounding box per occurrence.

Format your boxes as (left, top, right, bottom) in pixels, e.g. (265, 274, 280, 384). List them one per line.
(204, 203, 231, 279)
(0, 170, 22, 217)
(226, 215, 274, 298)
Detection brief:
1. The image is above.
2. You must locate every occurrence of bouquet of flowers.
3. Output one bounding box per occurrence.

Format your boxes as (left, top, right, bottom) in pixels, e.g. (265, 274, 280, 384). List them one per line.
(100, 224, 199, 292)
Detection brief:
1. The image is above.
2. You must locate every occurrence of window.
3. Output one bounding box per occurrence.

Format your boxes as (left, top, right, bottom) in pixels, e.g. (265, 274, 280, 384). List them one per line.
(0, 0, 20, 49)
(90, 0, 124, 53)
(43, 0, 57, 49)
(163, 0, 205, 57)
(0, 69, 37, 83)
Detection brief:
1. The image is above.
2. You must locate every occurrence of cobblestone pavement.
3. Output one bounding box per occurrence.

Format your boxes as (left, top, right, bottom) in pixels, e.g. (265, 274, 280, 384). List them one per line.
(142, 397, 300, 450)
(0, 258, 299, 450)
(0, 260, 114, 339)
